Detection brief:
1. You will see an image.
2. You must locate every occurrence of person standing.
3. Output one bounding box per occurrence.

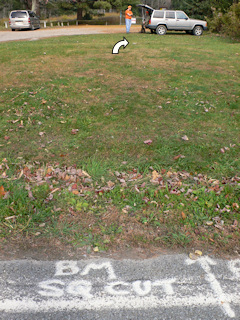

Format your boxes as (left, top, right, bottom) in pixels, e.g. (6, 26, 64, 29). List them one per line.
(125, 5, 133, 33)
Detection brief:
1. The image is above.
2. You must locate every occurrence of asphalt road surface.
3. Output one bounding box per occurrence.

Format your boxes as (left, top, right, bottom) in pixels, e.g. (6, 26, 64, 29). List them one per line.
(0, 25, 139, 42)
(1, 254, 240, 319)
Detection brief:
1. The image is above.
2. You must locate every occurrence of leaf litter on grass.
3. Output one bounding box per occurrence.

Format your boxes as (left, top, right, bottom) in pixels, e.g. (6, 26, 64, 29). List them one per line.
(0, 157, 239, 254)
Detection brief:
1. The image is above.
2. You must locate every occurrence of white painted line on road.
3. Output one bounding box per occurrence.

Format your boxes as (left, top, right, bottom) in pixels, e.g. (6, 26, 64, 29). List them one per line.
(1, 257, 239, 317)
(229, 259, 240, 278)
(186, 256, 236, 317)
(1, 294, 239, 313)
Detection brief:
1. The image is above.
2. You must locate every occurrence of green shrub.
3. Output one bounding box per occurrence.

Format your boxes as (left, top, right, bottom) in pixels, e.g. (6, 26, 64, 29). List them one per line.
(208, 8, 225, 33)
(223, 3, 240, 38)
(209, 3, 240, 39)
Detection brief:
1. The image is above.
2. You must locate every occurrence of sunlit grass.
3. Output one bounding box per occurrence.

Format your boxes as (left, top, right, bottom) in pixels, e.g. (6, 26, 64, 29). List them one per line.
(0, 33, 239, 252)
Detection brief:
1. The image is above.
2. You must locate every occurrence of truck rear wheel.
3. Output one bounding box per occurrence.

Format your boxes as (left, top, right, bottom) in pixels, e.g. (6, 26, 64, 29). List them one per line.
(156, 25, 167, 35)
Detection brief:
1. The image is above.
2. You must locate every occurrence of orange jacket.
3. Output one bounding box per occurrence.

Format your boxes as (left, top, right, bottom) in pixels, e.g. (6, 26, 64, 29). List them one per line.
(125, 9, 133, 19)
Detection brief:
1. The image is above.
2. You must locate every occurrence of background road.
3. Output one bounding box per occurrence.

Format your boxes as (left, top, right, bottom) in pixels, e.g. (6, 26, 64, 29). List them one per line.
(0, 25, 140, 42)
(0, 254, 240, 319)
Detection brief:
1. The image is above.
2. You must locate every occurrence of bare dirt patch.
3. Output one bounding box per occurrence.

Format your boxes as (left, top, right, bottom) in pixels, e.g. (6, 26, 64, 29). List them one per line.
(1, 232, 239, 261)
(0, 236, 179, 260)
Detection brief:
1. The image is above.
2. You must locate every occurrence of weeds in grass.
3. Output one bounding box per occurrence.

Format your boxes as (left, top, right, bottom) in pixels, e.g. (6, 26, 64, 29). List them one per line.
(0, 158, 239, 252)
(162, 231, 191, 247)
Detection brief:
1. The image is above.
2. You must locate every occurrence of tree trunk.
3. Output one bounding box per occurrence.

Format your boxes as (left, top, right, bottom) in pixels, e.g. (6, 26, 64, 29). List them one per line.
(77, 0, 83, 20)
(77, 8, 83, 20)
(32, 0, 40, 16)
(25, 0, 32, 10)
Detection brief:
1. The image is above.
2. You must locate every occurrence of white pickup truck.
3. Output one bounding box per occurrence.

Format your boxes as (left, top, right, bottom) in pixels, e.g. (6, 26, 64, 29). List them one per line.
(137, 4, 208, 36)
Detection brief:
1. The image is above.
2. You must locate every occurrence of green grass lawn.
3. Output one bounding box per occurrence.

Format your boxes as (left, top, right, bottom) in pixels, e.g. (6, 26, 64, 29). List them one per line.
(0, 32, 239, 254)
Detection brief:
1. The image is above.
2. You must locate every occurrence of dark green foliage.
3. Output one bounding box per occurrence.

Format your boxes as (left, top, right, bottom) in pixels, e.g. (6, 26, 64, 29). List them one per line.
(208, 2, 240, 38)
(171, 0, 237, 19)
(212, 0, 238, 13)
(171, 0, 212, 19)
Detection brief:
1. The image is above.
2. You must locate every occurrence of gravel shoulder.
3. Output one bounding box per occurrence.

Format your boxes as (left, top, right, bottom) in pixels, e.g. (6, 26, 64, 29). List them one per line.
(0, 25, 140, 42)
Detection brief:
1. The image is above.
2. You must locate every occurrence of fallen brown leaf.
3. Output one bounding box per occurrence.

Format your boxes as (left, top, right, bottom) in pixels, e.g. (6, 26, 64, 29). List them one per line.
(72, 190, 79, 195)
(181, 135, 189, 141)
(28, 191, 35, 199)
(189, 253, 199, 260)
(0, 185, 6, 198)
(233, 203, 239, 209)
(71, 129, 79, 135)
(152, 170, 161, 180)
(195, 250, 202, 256)
(173, 154, 185, 160)
(107, 181, 115, 188)
(181, 211, 186, 220)
(144, 139, 152, 145)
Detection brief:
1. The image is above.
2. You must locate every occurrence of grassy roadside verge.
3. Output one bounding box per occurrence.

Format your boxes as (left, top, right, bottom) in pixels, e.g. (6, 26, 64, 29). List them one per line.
(0, 32, 239, 255)
(0, 160, 239, 253)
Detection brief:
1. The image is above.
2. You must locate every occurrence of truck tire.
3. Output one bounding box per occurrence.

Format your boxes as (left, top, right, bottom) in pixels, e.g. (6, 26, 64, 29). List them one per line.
(193, 26, 203, 36)
(156, 25, 167, 35)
